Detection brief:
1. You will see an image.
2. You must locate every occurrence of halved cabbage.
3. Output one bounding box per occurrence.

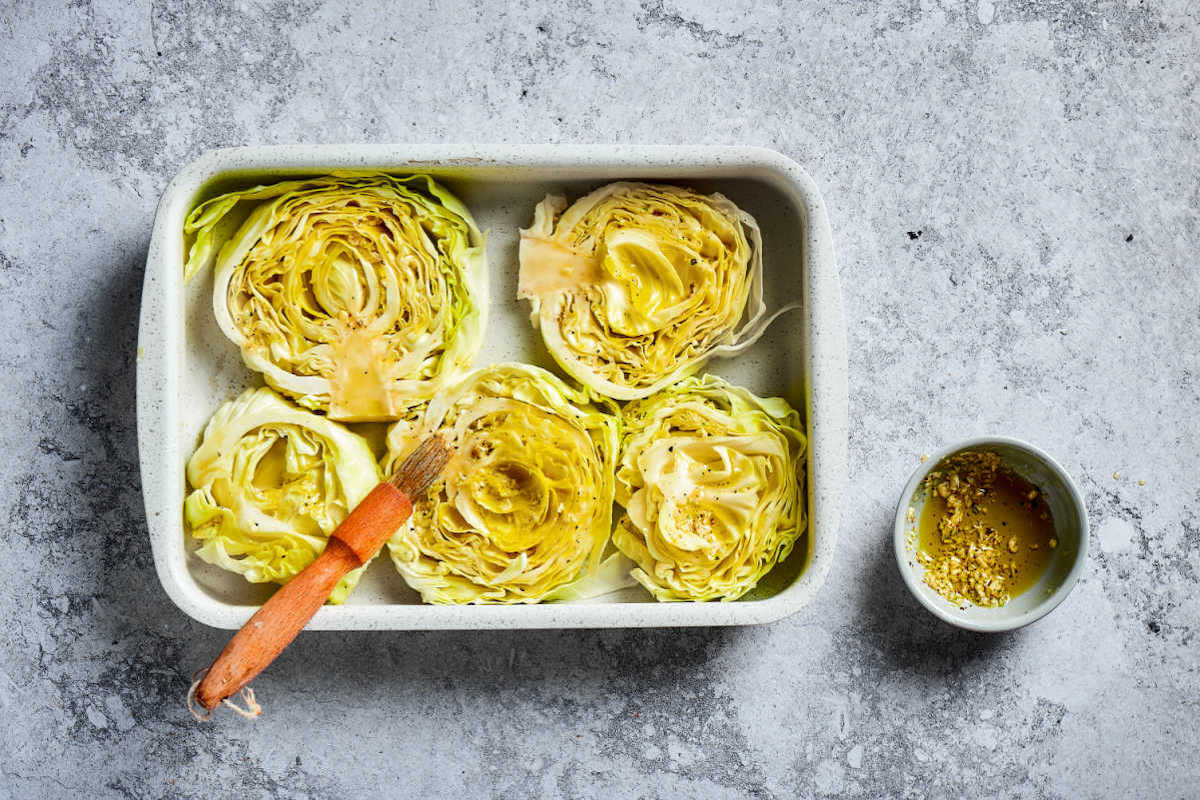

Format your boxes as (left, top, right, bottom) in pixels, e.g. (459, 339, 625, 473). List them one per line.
(184, 387, 381, 603)
(614, 375, 806, 601)
(383, 363, 620, 604)
(519, 182, 780, 400)
(184, 173, 487, 421)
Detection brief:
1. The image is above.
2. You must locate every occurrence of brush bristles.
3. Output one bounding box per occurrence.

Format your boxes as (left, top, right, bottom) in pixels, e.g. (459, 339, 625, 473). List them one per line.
(389, 435, 451, 498)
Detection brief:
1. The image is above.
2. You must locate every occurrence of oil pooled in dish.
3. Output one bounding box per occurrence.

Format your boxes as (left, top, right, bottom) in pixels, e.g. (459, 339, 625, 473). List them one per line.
(916, 451, 1057, 607)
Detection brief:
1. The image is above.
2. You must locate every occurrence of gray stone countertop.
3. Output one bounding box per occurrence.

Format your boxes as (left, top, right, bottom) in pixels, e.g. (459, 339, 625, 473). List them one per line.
(0, 1, 1196, 798)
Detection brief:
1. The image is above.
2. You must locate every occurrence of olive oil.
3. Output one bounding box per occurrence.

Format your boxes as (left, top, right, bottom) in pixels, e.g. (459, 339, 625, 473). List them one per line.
(916, 451, 1057, 606)
(251, 437, 289, 490)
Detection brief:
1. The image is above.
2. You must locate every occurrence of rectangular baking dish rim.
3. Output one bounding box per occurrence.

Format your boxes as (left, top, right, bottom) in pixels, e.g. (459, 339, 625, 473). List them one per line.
(136, 143, 848, 630)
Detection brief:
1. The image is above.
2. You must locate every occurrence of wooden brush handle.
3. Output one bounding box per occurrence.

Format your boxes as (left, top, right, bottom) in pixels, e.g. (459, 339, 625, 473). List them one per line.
(194, 483, 412, 711)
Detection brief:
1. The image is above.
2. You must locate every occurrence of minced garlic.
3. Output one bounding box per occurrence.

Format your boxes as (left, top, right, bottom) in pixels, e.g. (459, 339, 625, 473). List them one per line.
(916, 450, 1056, 608)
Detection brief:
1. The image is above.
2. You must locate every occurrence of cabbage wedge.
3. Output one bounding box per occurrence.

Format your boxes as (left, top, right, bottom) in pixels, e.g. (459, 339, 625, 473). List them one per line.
(383, 363, 622, 604)
(519, 182, 781, 400)
(184, 173, 487, 421)
(184, 387, 381, 603)
(614, 375, 806, 601)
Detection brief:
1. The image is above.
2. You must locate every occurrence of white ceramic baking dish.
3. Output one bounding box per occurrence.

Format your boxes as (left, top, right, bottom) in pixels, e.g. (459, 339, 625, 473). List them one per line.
(137, 144, 847, 630)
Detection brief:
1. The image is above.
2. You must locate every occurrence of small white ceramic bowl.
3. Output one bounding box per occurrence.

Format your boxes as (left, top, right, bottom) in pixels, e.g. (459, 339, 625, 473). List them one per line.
(893, 437, 1088, 632)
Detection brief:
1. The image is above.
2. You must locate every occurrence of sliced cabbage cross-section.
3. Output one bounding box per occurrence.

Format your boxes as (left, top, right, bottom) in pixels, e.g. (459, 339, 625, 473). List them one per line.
(614, 375, 807, 601)
(184, 387, 381, 604)
(184, 173, 487, 421)
(383, 363, 621, 604)
(519, 182, 781, 400)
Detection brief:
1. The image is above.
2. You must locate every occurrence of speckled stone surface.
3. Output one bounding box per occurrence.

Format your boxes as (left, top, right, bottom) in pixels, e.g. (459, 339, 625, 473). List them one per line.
(1, 1, 1196, 798)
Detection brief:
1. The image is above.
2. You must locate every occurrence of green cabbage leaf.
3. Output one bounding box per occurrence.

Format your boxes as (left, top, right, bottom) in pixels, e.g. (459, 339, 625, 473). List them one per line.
(383, 363, 627, 604)
(184, 387, 381, 603)
(184, 173, 487, 421)
(518, 182, 785, 400)
(614, 375, 806, 601)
